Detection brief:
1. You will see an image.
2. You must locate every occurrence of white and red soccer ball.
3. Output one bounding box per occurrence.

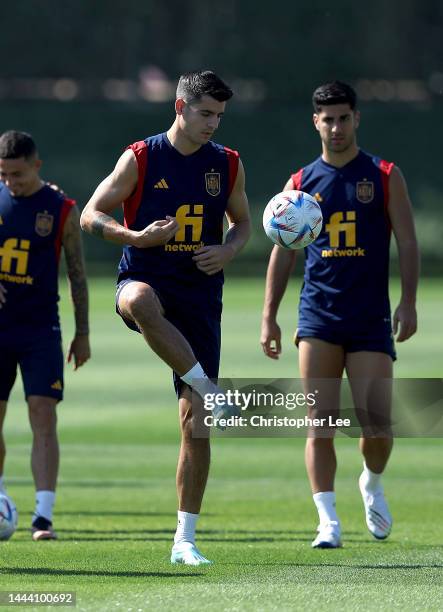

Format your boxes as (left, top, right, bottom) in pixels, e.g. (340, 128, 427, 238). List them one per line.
(263, 190, 323, 249)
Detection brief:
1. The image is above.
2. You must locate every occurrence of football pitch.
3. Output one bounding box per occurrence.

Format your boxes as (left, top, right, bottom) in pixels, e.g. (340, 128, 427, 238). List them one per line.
(2, 277, 442, 611)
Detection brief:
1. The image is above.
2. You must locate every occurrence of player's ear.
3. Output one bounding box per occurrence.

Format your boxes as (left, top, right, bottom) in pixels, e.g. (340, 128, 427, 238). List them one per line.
(175, 99, 185, 115)
(354, 110, 361, 129)
(34, 158, 43, 172)
(313, 113, 320, 131)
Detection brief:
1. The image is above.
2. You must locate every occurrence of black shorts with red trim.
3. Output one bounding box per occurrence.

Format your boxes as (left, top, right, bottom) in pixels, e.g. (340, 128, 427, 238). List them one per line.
(116, 279, 221, 397)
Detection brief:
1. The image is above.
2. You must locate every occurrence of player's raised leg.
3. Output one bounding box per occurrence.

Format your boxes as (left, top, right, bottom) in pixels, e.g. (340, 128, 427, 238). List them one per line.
(28, 396, 59, 541)
(171, 386, 212, 565)
(299, 337, 345, 548)
(118, 281, 236, 421)
(118, 281, 199, 374)
(346, 351, 393, 539)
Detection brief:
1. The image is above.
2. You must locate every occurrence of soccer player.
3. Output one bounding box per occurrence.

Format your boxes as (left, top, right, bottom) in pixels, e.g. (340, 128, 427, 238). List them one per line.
(0, 130, 90, 540)
(261, 81, 419, 548)
(80, 70, 251, 565)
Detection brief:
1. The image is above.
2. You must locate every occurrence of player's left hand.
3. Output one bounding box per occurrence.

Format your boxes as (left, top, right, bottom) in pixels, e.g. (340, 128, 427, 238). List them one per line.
(393, 302, 417, 342)
(192, 244, 235, 275)
(67, 334, 91, 370)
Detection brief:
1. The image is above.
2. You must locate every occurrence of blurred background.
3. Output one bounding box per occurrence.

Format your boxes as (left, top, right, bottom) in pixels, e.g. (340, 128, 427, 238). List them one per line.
(1, 0, 442, 273)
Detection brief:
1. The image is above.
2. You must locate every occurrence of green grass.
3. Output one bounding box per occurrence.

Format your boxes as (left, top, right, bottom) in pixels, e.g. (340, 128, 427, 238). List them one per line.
(1, 277, 442, 611)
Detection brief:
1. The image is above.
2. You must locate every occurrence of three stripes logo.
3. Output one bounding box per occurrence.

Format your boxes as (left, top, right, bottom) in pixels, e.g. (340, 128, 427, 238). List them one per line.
(154, 179, 169, 189)
(51, 380, 63, 390)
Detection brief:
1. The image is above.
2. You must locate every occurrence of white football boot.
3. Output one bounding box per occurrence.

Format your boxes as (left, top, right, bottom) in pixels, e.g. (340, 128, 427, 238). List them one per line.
(311, 521, 342, 549)
(171, 541, 212, 565)
(359, 472, 392, 539)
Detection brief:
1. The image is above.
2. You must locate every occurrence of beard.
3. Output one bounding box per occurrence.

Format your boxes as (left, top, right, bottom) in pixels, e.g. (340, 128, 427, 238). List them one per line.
(326, 136, 354, 153)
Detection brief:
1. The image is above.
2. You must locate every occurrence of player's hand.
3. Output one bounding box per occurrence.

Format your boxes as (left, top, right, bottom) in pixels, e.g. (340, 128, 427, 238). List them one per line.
(134, 216, 179, 248)
(67, 334, 91, 370)
(393, 301, 417, 342)
(0, 282, 6, 309)
(261, 317, 282, 359)
(192, 244, 235, 275)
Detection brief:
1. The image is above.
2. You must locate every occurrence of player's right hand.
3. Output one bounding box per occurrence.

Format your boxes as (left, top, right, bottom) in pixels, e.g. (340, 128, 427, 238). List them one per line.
(134, 216, 179, 248)
(0, 282, 7, 309)
(261, 318, 282, 359)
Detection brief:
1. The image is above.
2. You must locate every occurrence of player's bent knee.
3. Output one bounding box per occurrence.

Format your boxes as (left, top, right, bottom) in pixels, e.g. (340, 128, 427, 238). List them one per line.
(121, 285, 163, 323)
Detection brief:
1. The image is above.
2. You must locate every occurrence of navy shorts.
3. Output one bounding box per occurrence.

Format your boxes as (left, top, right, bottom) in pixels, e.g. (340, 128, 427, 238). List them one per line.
(295, 319, 396, 361)
(116, 279, 221, 397)
(0, 326, 64, 401)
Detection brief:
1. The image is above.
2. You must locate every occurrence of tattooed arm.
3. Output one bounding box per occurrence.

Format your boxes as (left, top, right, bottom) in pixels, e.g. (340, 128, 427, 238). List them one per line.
(62, 205, 91, 370)
(80, 149, 178, 247)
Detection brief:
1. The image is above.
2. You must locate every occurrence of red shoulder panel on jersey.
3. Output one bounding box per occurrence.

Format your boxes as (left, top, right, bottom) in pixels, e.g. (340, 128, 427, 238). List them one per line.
(291, 168, 303, 190)
(224, 147, 239, 195)
(55, 197, 76, 262)
(123, 140, 148, 228)
(379, 159, 394, 210)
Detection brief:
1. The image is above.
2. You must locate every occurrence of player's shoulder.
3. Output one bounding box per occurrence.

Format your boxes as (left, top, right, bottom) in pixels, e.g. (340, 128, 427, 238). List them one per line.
(144, 132, 165, 149)
(360, 149, 394, 175)
(41, 185, 76, 213)
(208, 139, 240, 159)
(290, 156, 323, 187)
(125, 133, 163, 155)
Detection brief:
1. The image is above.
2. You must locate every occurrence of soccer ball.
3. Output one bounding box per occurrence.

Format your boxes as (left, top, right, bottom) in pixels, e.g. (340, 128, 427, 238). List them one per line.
(263, 190, 323, 249)
(0, 494, 18, 540)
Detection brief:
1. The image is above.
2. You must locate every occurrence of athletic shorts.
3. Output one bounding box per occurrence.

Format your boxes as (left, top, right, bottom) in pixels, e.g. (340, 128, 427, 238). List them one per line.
(116, 279, 221, 397)
(295, 319, 396, 361)
(0, 326, 64, 401)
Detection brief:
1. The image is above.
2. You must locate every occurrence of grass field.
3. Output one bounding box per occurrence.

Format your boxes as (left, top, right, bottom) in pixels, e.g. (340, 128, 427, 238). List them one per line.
(1, 277, 442, 611)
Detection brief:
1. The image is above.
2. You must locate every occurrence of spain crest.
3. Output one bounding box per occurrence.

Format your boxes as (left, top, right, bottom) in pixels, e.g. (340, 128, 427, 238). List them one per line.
(35, 211, 54, 237)
(205, 172, 221, 197)
(356, 181, 374, 203)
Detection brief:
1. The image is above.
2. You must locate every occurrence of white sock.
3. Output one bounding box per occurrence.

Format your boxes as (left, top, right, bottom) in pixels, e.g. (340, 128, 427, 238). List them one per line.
(0, 476, 6, 495)
(174, 510, 199, 545)
(34, 490, 56, 522)
(361, 462, 382, 492)
(313, 491, 339, 526)
(181, 363, 217, 400)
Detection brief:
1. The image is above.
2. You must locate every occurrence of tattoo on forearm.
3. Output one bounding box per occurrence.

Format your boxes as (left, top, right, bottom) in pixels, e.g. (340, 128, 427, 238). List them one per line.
(63, 208, 90, 335)
(91, 212, 110, 239)
(70, 275, 89, 335)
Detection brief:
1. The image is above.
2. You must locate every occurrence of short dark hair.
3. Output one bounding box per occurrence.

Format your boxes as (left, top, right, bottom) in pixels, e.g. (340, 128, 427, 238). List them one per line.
(176, 70, 233, 103)
(312, 81, 357, 112)
(0, 130, 37, 160)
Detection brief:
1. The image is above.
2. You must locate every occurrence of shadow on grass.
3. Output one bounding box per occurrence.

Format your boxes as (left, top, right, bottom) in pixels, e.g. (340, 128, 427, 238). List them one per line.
(22, 536, 314, 543)
(8, 480, 164, 489)
(15, 527, 363, 543)
(2, 567, 203, 578)
(229, 561, 443, 570)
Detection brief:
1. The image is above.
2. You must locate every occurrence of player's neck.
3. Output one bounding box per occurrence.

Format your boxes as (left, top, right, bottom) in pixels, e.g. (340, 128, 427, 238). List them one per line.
(322, 144, 359, 168)
(167, 123, 202, 156)
(22, 178, 45, 197)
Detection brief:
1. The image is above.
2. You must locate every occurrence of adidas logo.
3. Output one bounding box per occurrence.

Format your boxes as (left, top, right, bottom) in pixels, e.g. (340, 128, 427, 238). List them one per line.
(51, 380, 62, 390)
(154, 179, 169, 189)
(0, 215, 3, 225)
(314, 192, 323, 203)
